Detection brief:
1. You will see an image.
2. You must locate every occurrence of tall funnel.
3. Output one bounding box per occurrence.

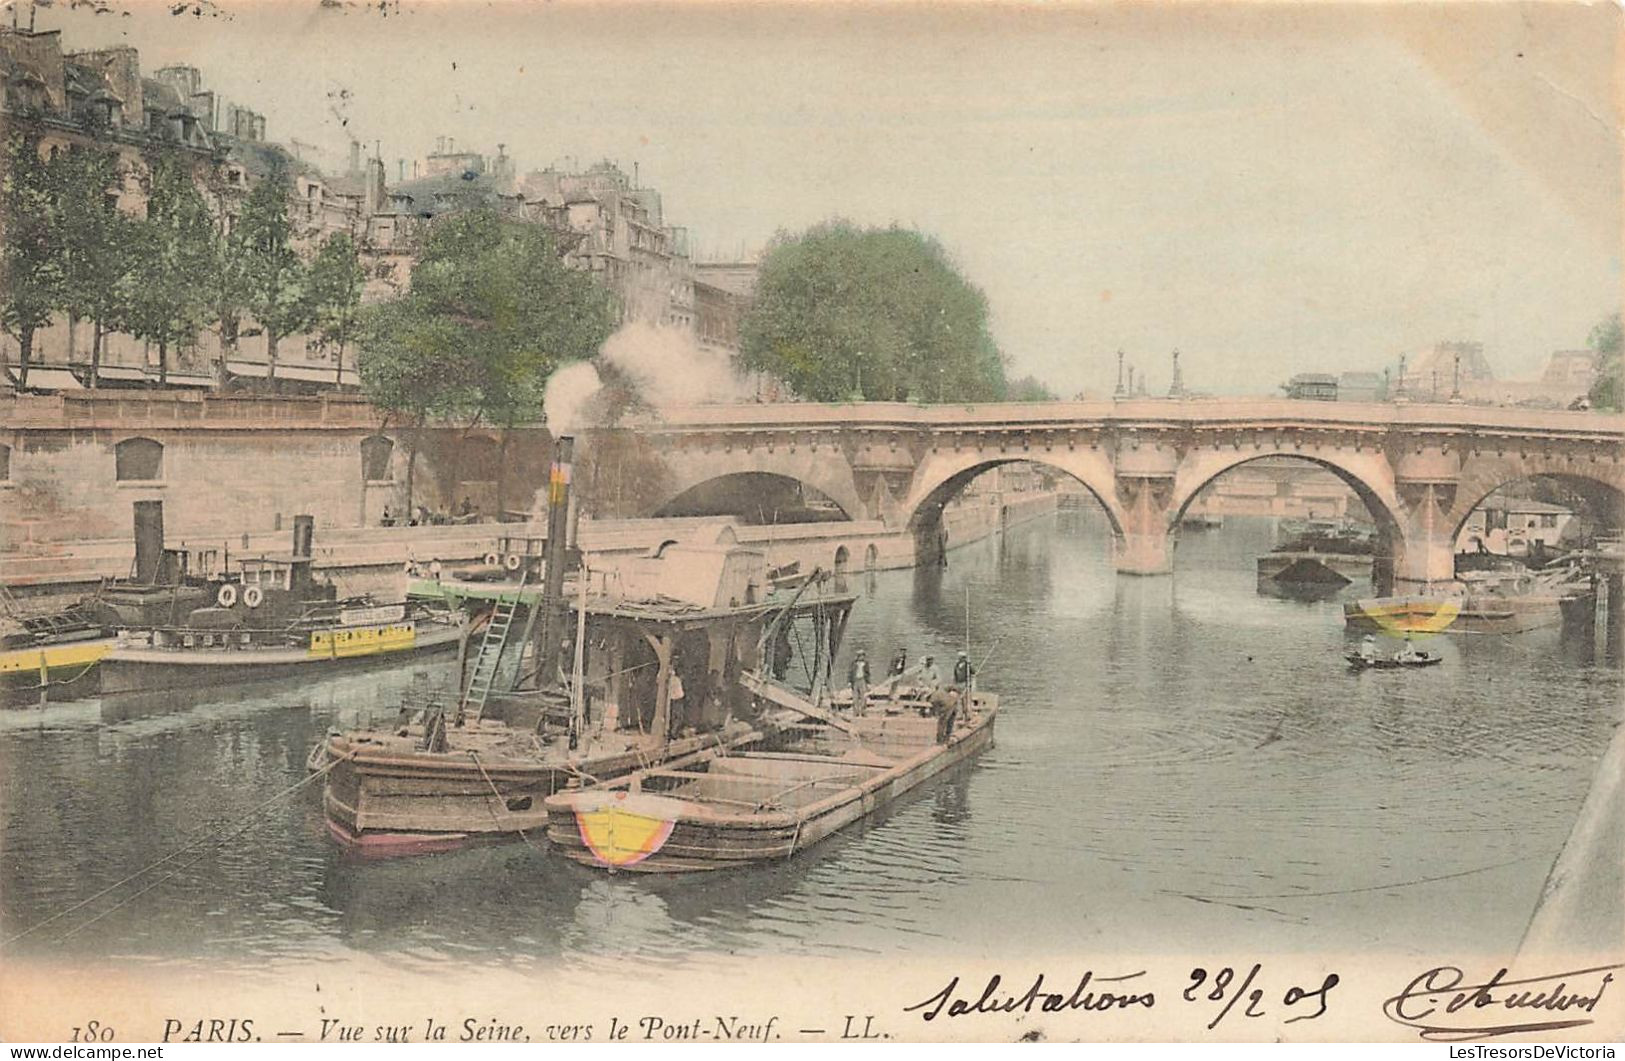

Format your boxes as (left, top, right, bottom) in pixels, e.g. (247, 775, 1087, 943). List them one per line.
(291, 514, 315, 590)
(132, 500, 164, 585)
(536, 436, 575, 685)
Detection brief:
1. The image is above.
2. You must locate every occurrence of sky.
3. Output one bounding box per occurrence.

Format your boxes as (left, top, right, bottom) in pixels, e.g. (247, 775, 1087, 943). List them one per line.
(21, 0, 1621, 397)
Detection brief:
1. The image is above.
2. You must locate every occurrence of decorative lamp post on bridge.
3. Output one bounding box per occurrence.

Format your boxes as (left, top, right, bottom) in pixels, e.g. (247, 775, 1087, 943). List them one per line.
(1168, 348, 1184, 398)
(1451, 347, 1464, 403)
(1115, 350, 1125, 397)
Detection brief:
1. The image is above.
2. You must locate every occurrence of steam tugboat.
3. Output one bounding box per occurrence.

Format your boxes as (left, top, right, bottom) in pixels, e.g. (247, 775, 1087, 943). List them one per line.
(2, 500, 233, 703)
(96, 509, 459, 696)
(319, 437, 859, 858)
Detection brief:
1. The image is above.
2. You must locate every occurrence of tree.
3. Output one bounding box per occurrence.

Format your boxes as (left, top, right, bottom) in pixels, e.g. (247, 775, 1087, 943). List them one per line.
(0, 132, 60, 388)
(1006, 374, 1057, 402)
(305, 232, 366, 385)
(739, 220, 1008, 402)
(208, 189, 252, 387)
(50, 145, 132, 387)
(125, 152, 214, 384)
(359, 209, 617, 513)
(237, 158, 311, 379)
(357, 298, 478, 513)
(1586, 311, 1621, 411)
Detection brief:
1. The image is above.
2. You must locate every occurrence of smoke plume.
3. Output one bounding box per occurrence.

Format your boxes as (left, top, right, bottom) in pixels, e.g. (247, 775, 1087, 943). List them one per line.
(542, 322, 754, 434)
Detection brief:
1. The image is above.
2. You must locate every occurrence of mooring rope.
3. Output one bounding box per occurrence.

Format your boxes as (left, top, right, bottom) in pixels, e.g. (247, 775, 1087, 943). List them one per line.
(467, 750, 548, 854)
(5, 755, 347, 946)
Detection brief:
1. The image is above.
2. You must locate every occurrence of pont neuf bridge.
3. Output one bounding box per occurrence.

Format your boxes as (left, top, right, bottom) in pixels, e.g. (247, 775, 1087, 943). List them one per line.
(638, 398, 1625, 592)
(3, 391, 1621, 595)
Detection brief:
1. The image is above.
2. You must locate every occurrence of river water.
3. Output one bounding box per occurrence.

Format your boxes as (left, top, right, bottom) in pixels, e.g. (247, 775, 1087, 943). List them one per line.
(2, 511, 1618, 977)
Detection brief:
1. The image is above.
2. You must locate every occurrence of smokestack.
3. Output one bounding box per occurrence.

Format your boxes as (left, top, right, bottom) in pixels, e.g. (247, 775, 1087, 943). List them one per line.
(291, 514, 315, 590)
(535, 436, 575, 687)
(133, 501, 164, 585)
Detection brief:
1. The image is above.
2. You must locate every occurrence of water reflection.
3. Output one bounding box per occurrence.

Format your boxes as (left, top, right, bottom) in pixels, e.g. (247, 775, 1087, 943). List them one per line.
(1, 512, 1618, 971)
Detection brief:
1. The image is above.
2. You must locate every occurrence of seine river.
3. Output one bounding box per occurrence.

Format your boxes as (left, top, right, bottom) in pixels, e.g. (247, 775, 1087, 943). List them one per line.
(2, 511, 1618, 977)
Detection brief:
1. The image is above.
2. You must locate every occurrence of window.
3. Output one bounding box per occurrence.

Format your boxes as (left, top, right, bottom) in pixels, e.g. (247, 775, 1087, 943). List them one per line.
(0, 443, 9, 482)
(361, 435, 394, 482)
(115, 437, 163, 482)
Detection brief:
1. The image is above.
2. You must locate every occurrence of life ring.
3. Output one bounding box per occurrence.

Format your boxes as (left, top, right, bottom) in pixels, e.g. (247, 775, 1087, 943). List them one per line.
(216, 583, 239, 608)
(242, 585, 265, 609)
(483, 552, 500, 567)
(429, 560, 443, 578)
(504, 553, 523, 572)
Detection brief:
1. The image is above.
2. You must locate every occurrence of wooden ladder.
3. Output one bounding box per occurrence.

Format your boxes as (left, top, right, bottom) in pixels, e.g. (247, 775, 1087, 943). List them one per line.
(461, 571, 527, 718)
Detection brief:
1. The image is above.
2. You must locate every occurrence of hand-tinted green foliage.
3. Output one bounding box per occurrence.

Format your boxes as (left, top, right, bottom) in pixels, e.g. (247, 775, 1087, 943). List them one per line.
(1586, 312, 1621, 411)
(360, 209, 617, 428)
(740, 220, 1009, 402)
(124, 152, 215, 381)
(50, 144, 133, 361)
(306, 231, 366, 375)
(0, 133, 60, 383)
(236, 157, 311, 370)
(1006, 374, 1058, 401)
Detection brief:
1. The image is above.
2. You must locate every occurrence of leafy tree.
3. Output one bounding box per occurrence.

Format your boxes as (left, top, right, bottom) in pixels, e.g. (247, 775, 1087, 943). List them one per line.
(125, 152, 215, 384)
(359, 209, 616, 512)
(0, 132, 60, 388)
(237, 158, 311, 379)
(50, 145, 132, 387)
(739, 220, 1008, 402)
(208, 189, 253, 386)
(357, 298, 478, 512)
(1006, 374, 1057, 402)
(305, 231, 366, 385)
(1586, 311, 1621, 411)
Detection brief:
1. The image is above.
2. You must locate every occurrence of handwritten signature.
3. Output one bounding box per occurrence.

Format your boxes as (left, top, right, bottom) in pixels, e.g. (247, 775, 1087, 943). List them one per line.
(1383, 964, 1621, 1041)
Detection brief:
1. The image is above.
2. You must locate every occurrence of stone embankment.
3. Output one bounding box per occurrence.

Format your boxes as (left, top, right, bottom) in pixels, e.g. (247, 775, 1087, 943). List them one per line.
(3, 493, 1062, 609)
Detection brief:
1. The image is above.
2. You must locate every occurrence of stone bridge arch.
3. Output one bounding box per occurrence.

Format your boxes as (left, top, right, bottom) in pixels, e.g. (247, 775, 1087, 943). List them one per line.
(1161, 445, 1407, 589)
(1444, 452, 1625, 549)
(1168, 446, 1403, 533)
(900, 449, 1125, 566)
(645, 444, 866, 522)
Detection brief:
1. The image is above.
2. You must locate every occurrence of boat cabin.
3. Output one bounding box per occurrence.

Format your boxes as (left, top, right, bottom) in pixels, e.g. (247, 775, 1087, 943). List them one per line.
(477, 526, 852, 750)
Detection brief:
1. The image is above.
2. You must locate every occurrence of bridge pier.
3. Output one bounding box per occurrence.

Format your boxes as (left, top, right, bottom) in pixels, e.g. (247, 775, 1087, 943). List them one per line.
(1115, 530, 1173, 576)
(1391, 448, 1463, 594)
(1113, 466, 1176, 577)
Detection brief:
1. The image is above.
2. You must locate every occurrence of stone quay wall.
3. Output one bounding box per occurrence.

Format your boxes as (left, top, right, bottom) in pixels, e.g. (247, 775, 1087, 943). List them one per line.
(1, 391, 553, 551)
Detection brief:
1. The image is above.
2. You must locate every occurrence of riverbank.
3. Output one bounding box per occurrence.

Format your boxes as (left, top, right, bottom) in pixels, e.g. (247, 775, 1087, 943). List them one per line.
(1, 491, 1062, 609)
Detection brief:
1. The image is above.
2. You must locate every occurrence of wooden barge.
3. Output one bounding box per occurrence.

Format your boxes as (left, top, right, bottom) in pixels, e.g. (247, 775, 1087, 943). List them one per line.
(544, 684, 998, 872)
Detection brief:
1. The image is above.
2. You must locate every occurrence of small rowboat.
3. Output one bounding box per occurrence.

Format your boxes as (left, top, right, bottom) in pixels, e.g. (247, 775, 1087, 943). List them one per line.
(1344, 651, 1443, 670)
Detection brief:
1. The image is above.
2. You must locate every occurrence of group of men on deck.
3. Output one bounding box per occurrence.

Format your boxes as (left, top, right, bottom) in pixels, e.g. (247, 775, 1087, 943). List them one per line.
(847, 646, 975, 743)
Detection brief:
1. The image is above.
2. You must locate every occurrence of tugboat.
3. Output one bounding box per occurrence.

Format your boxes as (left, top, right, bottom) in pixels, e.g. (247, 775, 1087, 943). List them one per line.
(319, 437, 859, 858)
(96, 511, 459, 696)
(2, 500, 232, 704)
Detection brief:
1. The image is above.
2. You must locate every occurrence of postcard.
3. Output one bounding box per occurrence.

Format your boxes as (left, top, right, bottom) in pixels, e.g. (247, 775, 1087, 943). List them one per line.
(0, 0, 1620, 1045)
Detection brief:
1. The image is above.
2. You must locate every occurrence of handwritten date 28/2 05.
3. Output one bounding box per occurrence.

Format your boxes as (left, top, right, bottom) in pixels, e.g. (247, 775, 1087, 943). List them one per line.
(1184, 965, 1340, 1030)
